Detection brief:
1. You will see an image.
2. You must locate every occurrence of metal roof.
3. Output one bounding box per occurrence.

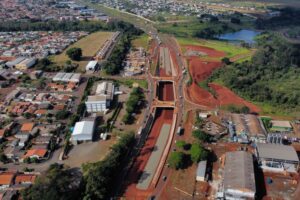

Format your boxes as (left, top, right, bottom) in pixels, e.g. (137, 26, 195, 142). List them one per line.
(196, 160, 207, 178)
(223, 151, 256, 193)
(72, 121, 95, 136)
(256, 143, 299, 162)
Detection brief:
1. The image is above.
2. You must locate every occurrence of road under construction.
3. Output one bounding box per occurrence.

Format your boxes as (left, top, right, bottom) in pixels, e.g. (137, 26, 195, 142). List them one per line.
(124, 34, 185, 199)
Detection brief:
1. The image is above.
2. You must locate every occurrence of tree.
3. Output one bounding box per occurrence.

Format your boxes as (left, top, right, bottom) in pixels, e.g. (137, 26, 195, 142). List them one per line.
(176, 140, 186, 149)
(192, 130, 209, 142)
(221, 57, 231, 65)
(190, 143, 208, 163)
(83, 133, 135, 199)
(66, 47, 82, 61)
(22, 163, 82, 200)
(0, 154, 8, 163)
(168, 152, 185, 169)
(231, 17, 241, 24)
(55, 110, 70, 120)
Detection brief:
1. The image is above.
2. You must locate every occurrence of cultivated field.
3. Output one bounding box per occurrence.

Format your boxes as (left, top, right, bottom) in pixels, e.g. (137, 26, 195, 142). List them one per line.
(51, 31, 114, 71)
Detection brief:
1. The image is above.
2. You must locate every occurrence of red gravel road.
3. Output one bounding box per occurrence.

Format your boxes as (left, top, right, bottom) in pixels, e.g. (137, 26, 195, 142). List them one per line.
(158, 82, 174, 101)
(125, 108, 173, 200)
(185, 45, 226, 58)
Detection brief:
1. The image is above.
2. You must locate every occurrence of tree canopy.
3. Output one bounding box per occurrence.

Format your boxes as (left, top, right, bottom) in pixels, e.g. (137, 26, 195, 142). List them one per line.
(190, 143, 208, 163)
(168, 151, 185, 169)
(66, 47, 82, 61)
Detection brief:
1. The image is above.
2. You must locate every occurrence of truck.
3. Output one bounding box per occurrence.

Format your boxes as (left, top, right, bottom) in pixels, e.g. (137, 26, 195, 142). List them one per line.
(176, 127, 183, 136)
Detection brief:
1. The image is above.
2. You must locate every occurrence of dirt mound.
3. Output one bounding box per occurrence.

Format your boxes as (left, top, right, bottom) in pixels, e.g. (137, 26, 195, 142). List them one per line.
(185, 45, 226, 58)
(209, 83, 260, 113)
(189, 58, 222, 82)
(186, 83, 218, 109)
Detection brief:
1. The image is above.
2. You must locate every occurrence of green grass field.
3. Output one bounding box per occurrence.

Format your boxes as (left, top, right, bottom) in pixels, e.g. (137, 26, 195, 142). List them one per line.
(132, 34, 150, 49)
(177, 37, 251, 59)
(50, 31, 113, 71)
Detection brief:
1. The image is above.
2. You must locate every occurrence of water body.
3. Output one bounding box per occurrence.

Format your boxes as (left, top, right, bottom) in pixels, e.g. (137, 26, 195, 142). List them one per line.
(216, 29, 260, 44)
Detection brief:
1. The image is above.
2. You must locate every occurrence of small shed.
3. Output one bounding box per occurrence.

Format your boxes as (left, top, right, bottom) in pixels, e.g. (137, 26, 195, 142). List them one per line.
(196, 160, 207, 182)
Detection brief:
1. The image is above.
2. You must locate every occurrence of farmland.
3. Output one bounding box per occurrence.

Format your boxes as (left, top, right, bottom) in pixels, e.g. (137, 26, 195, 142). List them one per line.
(51, 31, 114, 71)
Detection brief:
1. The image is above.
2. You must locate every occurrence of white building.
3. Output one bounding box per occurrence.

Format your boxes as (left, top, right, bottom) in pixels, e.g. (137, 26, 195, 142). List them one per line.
(85, 60, 98, 71)
(85, 82, 114, 113)
(71, 120, 95, 144)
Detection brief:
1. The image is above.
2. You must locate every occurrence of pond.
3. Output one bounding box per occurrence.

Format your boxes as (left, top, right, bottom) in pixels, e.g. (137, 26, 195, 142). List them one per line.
(216, 29, 260, 44)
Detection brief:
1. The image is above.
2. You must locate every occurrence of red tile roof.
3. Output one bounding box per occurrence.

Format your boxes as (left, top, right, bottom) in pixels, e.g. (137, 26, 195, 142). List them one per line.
(0, 172, 15, 185)
(15, 174, 36, 184)
(23, 149, 47, 158)
(20, 123, 35, 132)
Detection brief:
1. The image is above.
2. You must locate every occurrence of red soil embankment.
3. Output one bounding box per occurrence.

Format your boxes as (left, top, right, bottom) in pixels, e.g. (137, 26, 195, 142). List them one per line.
(209, 83, 260, 113)
(185, 46, 260, 113)
(125, 108, 173, 199)
(185, 45, 226, 58)
(188, 59, 222, 82)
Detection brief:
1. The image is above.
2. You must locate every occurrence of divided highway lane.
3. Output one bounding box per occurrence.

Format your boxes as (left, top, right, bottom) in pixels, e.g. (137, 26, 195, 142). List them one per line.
(150, 35, 188, 199)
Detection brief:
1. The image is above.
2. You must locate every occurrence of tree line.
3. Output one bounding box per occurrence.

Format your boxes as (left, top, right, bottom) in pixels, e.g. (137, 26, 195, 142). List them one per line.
(208, 33, 300, 109)
(0, 19, 143, 34)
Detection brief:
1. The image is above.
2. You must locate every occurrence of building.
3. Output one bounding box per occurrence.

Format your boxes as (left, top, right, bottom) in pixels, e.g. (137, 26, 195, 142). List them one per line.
(196, 160, 207, 182)
(85, 60, 98, 71)
(52, 72, 81, 83)
(15, 174, 36, 185)
(22, 149, 48, 161)
(15, 58, 37, 70)
(0, 172, 15, 189)
(256, 143, 299, 172)
(71, 119, 95, 144)
(271, 120, 292, 132)
(85, 81, 114, 113)
(5, 57, 25, 68)
(85, 95, 108, 113)
(221, 151, 256, 200)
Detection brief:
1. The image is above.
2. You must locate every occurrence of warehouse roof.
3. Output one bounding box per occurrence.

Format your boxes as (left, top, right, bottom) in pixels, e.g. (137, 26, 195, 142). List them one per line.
(271, 120, 292, 128)
(72, 120, 95, 136)
(223, 151, 256, 193)
(256, 143, 299, 162)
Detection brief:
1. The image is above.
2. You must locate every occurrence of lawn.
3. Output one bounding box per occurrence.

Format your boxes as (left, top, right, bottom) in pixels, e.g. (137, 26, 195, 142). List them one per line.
(51, 31, 114, 71)
(132, 34, 150, 49)
(177, 37, 251, 59)
(118, 78, 148, 89)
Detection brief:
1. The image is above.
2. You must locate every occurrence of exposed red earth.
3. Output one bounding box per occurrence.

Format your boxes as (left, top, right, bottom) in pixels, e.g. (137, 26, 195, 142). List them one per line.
(186, 83, 218, 109)
(125, 108, 173, 200)
(184, 45, 226, 58)
(185, 45, 260, 112)
(158, 82, 174, 101)
(188, 59, 222, 82)
(209, 83, 260, 113)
